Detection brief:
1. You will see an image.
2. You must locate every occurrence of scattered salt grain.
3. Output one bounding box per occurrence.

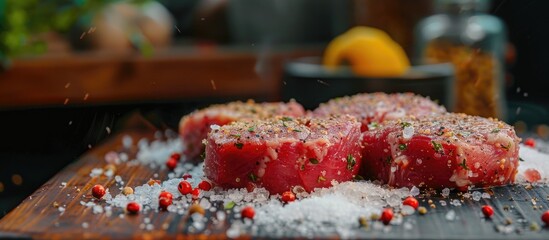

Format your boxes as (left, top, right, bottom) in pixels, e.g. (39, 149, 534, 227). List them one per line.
(482, 193, 491, 199)
(410, 186, 420, 197)
(61, 182, 67, 188)
(401, 205, 415, 215)
(82, 222, 89, 229)
(441, 188, 450, 198)
(210, 125, 221, 130)
(58, 207, 65, 213)
(451, 199, 462, 206)
(472, 191, 482, 201)
(445, 210, 456, 221)
(403, 126, 414, 140)
(403, 221, 413, 230)
(89, 168, 103, 177)
(439, 200, 447, 206)
(93, 205, 104, 214)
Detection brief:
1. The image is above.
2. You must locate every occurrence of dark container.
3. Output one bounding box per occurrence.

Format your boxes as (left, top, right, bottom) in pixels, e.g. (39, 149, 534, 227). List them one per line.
(281, 57, 454, 110)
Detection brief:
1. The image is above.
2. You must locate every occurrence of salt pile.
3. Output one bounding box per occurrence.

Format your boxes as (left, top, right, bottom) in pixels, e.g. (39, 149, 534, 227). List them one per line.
(517, 143, 549, 184)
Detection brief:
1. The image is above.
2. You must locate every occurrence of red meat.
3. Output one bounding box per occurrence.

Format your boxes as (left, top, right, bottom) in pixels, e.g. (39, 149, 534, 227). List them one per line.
(313, 92, 446, 131)
(179, 100, 305, 160)
(204, 115, 362, 194)
(361, 113, 520, 190)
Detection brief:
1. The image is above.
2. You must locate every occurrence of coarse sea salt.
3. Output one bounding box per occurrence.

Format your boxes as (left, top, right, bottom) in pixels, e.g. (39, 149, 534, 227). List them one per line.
(517, 144, 549, 184)
(135, 138, 184, 167)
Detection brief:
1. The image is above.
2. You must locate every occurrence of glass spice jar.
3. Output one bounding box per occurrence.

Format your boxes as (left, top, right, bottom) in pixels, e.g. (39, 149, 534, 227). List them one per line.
(415, 0, 507, 120)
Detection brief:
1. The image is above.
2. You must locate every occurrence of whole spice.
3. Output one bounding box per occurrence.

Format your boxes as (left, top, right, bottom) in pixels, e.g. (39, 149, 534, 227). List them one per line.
(541, 210, 549, 225)
(418, 206, 428, 215)
(159, 191, 173, 209)
(380, 208, 393, 225)
(126, 202, 140, 214)
(191, 188, 200, 199)
(92, 184, 106, 199)
(198, 180, 212, 191)
(402, 196, 419, 210)
(178, 181, 192, 195)
(241, 206, 255, 219)
(481, 205, 494, 218)
(524, 138, 536, 148)
(189, 204, 205, 215)
(166, 157, 177, 170)
(170, 152, 181, 161)
(122, 186, 134, 196)
(281, 191, 296, 203)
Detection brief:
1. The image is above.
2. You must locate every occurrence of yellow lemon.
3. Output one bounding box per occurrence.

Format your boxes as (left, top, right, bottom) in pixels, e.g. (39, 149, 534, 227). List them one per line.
(323, 26, 410, 77)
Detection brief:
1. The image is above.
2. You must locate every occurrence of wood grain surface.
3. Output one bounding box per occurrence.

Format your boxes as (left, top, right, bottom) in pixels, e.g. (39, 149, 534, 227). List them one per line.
(0, 129, 549, 239)
(0, 47, 321, 109)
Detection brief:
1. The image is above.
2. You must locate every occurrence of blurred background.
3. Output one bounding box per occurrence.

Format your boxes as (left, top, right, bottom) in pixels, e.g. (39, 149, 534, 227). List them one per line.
(1, 0, 549, 216)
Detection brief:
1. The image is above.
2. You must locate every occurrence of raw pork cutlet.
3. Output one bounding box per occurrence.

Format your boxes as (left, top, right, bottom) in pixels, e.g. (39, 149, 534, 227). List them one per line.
(179, 100, 305, 161)
(313, 92, 446, 131)
(204, 115, 362, 194)
(361, 113, 520, 190)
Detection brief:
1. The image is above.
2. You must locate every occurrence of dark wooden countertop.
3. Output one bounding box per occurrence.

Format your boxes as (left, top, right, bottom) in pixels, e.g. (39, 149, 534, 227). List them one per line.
(0, 46, 321, 109)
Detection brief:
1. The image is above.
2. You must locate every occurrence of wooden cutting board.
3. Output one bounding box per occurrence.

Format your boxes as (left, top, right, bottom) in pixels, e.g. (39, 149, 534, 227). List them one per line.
(0, 130, 548, 239)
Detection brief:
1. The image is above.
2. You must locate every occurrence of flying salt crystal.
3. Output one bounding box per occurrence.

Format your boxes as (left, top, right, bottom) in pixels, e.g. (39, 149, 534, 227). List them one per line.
(106, 127, 111, 134)
(402, 126, 414, 140)
(58, 207, 65, 213)
(445, 210, 456, 221)
(482, 193, 491, 199)
(115, 175, 122, 183)
(410, 186, 420, 196)
(452, 199, 462, 206)
(144, 217, 151, 224)
(61, 182, 67, 187)
(210, 125, 221, 130)
(82, 222, 89, 229)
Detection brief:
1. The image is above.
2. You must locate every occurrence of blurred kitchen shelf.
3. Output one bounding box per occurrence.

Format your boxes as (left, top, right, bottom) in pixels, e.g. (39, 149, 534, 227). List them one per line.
(0, 46, 321, 109)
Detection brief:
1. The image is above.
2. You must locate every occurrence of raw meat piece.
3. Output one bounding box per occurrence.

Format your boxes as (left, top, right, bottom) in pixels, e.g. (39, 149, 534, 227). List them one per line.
(361, 113, 520, 190)
(179, 100, 305, 160)
(313, 92, 446, 131)
(204, 115, 362, 194)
